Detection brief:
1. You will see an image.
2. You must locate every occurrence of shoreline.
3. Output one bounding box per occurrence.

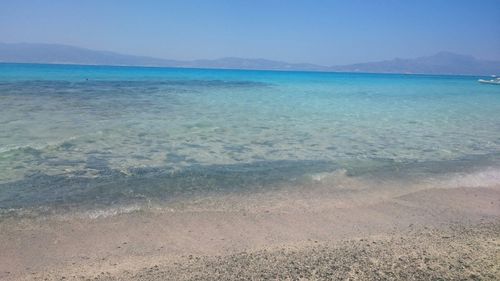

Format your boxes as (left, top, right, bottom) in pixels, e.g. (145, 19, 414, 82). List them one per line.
(1, 184, 499, 280)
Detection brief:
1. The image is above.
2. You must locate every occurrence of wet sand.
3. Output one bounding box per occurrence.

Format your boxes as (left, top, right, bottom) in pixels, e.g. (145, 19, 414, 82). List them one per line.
(1, 183, 499, 280)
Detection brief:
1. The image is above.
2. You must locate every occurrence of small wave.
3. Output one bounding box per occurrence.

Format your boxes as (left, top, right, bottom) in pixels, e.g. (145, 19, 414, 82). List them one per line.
(74, 204, 143, 219)
(307, 169, 366, 190)
(0, 144, 44, 154)
(0, 137, 81, 154)
(309, 169, 349, 183)
(308, 164, 500, 192)
(439, 168, 500, 188)
(0, 204, 146, 220)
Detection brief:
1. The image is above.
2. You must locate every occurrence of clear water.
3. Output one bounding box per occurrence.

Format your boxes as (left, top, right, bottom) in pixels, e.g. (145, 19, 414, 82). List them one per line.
(1, 63, 500, 211)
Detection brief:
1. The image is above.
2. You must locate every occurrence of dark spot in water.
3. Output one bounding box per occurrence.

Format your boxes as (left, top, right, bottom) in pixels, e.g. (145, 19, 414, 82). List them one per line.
(132, 155, 150, 160)
(223, 145, 250, 153)
(251, 155, 265, 160)
(255, 126, 271, 130)
(251, 140, 274, 147)
(468, 144, 484, 151)
(0, 160, 335, 211)
(166, 152, 187, 163)
(85, 156, 110, 171)
(18, 147, 42, 157)
(184, 143, 205, 149)
(59, 142, 75, 150)
(185, 158, 199, 164)
(47, 159, 85, 167)
(87, 150, 110, 155)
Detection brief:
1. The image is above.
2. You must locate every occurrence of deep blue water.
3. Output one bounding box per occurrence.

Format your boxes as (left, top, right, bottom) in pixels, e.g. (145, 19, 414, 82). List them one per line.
(1, 63, 499, 212)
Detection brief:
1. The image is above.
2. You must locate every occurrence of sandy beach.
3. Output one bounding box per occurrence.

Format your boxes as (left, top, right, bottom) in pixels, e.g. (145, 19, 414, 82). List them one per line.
(1, 178, 499, 280)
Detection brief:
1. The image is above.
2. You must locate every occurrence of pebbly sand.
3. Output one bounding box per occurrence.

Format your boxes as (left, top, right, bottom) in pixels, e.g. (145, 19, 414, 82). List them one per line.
(1, 180, 499, 280)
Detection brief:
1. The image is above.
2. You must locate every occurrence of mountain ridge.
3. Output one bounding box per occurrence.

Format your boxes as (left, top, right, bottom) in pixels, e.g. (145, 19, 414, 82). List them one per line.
(1, 42, 499, 75)
(330, 51, 500, 75)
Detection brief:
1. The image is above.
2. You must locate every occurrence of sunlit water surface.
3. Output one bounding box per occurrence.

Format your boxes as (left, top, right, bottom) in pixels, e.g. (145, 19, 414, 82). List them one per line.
(1, 63, 499, 214)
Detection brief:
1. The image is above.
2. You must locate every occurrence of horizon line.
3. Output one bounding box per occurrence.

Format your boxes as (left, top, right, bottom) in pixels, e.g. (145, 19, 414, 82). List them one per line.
(0, 61, 488, 78)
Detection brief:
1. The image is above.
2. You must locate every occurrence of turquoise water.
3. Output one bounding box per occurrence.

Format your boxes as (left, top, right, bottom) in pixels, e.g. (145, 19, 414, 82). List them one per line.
(1, 63, 500, 211)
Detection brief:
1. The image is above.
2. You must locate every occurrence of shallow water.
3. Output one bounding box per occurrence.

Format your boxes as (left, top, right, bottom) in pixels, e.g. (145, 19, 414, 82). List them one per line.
(1, 63, 500, 213)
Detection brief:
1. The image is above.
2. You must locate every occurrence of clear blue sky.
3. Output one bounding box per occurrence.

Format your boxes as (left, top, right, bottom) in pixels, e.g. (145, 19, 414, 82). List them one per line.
(1, 0, 499, 65)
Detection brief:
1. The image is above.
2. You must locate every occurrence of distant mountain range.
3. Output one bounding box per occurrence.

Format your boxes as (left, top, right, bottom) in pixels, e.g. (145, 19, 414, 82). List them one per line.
(329, 52, 500, 76)
(1, 42, 499, 75)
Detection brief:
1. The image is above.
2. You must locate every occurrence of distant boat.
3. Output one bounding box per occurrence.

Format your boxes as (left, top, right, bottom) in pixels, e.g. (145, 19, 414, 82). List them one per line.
(478, 77, 500, 85)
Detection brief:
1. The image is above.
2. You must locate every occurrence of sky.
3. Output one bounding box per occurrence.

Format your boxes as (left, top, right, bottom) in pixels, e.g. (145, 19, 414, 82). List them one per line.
(1, 0, 499, 65)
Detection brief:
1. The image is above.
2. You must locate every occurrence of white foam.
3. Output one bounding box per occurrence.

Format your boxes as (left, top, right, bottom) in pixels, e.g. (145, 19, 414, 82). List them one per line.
(74, 205, 143, 219)
(441, 168, 500, 188)
(309, 169, 349, 182)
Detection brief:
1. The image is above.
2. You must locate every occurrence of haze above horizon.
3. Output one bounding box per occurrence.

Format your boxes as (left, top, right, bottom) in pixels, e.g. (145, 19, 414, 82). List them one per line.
(1, 0, 499, 65)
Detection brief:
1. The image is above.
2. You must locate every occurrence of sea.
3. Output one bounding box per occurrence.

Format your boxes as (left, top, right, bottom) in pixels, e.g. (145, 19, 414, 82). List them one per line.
(1, 63, 499, 216)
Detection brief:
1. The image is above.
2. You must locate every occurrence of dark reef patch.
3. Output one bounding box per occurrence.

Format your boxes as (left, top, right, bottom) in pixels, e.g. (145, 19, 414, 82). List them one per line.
(0, 160, 335, 211)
